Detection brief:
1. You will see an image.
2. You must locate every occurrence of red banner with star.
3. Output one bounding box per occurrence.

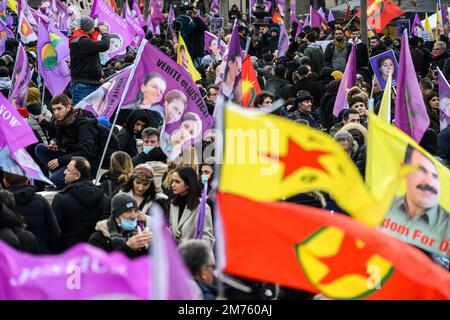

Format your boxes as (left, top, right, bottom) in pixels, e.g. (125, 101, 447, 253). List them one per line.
(241, 56, 261, 108)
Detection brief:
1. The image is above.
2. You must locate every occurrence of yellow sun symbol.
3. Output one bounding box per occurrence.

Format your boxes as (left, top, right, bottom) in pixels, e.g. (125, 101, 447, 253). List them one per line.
(242, 77, 255, 95)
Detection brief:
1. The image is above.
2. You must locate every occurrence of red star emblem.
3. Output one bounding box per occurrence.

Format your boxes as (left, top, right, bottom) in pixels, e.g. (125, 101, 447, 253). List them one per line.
(265, 138, 329, 180)
(317, 234, 374, 285)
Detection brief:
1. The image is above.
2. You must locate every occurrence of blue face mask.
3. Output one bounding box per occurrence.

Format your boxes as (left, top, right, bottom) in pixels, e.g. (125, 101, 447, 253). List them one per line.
(120, 219, 137, 231)
(143, 146, 154, 154)
(201, 174, 209, 185)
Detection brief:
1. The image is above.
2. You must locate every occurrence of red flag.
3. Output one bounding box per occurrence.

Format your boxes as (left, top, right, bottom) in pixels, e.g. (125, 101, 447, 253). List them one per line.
(218, 192, 450, 299)
(344, 2, 351, 21)
(357, 0, 404, 33)
(108, 0, 117, 11)
(272, 10, 283, 25)
(241, 56, 261, 108)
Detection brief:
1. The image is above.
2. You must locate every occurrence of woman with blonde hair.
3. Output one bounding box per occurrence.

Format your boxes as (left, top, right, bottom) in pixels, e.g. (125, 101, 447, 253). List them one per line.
(99, 151, 133, 197)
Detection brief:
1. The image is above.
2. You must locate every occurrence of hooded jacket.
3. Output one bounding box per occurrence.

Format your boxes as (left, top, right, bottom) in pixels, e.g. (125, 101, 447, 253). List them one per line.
(7, 185, 60, 254)
(117, 109, 152, 157)
(304, 42, 324, 74)
(0, 203, 39, 253)
(52, 179, 108, 252)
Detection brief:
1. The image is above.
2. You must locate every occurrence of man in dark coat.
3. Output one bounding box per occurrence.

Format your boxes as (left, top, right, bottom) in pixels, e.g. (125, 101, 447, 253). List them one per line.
(69, 16, 110, 105)
(35, 94, 100, 189)
(117, 109, 151, 158)
(288, 65, 322, 109)
(52, 157, 108, 252)
(132, 127, 167, 167)
(369, 36, 387, 57)
(437, 123, 450, 165)
(4, 172, 60, 253)
(265, 64, 292, 100)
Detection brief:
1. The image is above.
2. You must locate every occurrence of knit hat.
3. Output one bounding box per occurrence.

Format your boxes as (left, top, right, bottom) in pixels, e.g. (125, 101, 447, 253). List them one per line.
(111, 193, 138, 218)
(97, 116, 111, 129)
(131, 164, 154, 182)
(16, 108, 29, 118)
(295, 90, 313, 104)
(79, 16, 95, 33)
(27, 87, 41, 106)
(331, 70, 343, 81)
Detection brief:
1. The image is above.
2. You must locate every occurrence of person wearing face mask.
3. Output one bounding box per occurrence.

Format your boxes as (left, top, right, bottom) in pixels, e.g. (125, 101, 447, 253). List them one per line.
(132, 127, 167, 167)
(89, 193, 152, 258)
(117, 110, 151, 158)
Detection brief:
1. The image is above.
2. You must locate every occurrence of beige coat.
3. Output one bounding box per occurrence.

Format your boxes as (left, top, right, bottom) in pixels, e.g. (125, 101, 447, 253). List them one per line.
(169, 203, 215, 251)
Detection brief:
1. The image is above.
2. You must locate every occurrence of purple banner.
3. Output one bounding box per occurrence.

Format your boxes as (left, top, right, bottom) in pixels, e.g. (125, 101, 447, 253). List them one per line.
(75, 66, 132, 119)
(91, 0, 136, 65)
(204, 31, 227, 56)
(333, 45, 356, 117)
(196, 184, 208, 239)
(131, 0, 146, 27)
(37, 20, 71, 97)
(9, 43, 32, 109)
(121, 41, 214, 160)
(437, 67, 450, 130)
(124, 2, 145, 47)
(277, 22, 289, 58)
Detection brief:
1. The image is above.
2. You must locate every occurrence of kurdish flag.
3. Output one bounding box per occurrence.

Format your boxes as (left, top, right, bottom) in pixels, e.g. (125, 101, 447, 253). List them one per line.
(218, 192, 450, 299)
(177, 33, 201, 82)
(219, 105, 399, 227)
(241, 56, 261, 108)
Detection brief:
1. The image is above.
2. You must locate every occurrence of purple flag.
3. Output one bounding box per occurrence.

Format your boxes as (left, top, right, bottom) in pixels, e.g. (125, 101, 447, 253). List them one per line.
(328, 10, 335, 23)
(250, 0, 272, 11)
(124, 2, 145, 46)
(318, 7, 325, 18)
(91, 0, 136, 65)
(309, 6, 327, 29)
(204, 31, 227, 56)
(395, 32, 430, 143)
(333, 45, 357, 117)
(0, 241, 151, 299)
(277, 22, 289, 58)
(411, 13, 423, 36)
(131, 0, 146, 27)
(75, 66, 132, 120)
(436, 67, 450, 130)
(210, 0, 219, 15)
(277, 0, 285, 16)
(441, 3, 447, 26)
(196, 184, 208, 239)
(295, 21, 304, 37)
(0, 20, 13, 55)
(9, 43, 32, 109)
(219, 21, 243, 106)
(120, 40, 214, 160)
(37, 20, 71, 96)
(152, 206, 199, 300)
(168, 5, 175, 28)
(151, 0, 164, 27)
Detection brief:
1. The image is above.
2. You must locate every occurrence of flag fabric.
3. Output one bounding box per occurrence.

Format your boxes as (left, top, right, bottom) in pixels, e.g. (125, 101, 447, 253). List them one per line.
(6, 0, 16, 13)
(177, 33, 202, 82)
(75, 66, 132, 119)
(123, 1, 145, 46)
(218, 21, 243, 106)
(358, 0, 404, 33)
(210, 0, 219, 15)
(277, 21, 289, 58)
(204, 31, 227, 56)
(217, 192, 450, 299)
(411, 13, 423, 36)
(168, 4, 175, 28)
(344, 2, 351, 21)
(90, 0, 136, 65)
(219, 105, 397, 227)
(150, 0, 164, 27)
(241, 56, 261, 108)
(394, 32, 430, 143)
(37, 20, 71, 97)
(317, 7, 325, 18)
(196, 184, 208, 239)
(423, 13, 434, 41)
(0, 241, 151, 299)
(308, 6, 328, 30)
(0, 18, 13, 55)
(272, 10, 283, 25)
(441, 2, 448, 26)
(131, 0, 146, 27)
(436, 3, 442, 39)
(9, 43, 32, 108)
(437, 67, 450, 130)
(333, 45, 356, 117)
(366, 113, 450, 258)
(120, 40, 214, 160)
(290, 11, 299, 25)
(378, 71, 392, 123)
(296, 21, 304, 37)
(151, 206, 199, 300)
(327, 10, 335, 23)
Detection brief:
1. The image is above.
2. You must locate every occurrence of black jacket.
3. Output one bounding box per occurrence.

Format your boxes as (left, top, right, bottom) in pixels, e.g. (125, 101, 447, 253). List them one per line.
(117, 109, 153, 158)
(52, 109, 100, 169)
(265, 76, 292, 100)
(132, 147, 167, 167)
(99, 171, 124, 198)
(52, 180, 108, 252)
(7, 185, 60, 253)
(0, 203, 39, 254)
(437, 124, 450, 165)
(69, 31, 110, 84)
(288, 78, 322, 109)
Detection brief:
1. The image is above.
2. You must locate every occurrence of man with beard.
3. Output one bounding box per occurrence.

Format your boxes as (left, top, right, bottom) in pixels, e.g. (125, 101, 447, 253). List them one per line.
(324, 28, 350, 72)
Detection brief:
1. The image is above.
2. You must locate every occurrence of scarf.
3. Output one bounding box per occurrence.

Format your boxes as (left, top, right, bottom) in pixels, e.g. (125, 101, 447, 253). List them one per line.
(333, 38, 347, 51)
(69, 29, 100, 43)
(52, 108, 79, 129)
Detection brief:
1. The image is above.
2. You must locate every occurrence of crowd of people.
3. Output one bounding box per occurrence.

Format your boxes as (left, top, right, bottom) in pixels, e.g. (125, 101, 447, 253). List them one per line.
(0, 0, 449, 300)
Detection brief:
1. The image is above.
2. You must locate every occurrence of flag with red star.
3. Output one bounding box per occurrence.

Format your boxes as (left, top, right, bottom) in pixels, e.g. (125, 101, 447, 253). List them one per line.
(219, 105, 398, 226)
(218, 192, 450, 299)
(241, 56, 261, 108)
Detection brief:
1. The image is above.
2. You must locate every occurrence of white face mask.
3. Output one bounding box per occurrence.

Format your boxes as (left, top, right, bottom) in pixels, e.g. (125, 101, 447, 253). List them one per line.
(143, 146, 154, 154)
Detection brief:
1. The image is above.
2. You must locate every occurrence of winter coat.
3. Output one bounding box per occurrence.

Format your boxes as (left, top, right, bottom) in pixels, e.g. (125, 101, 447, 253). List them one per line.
(288, 78, 322, 109)
(264, 75, 292, 100)
(304, 43, 324, 74)
(26, 117, 48, 145)
(287, 110, 319, 129)
(88, 218, 150, 258)
(117, 109, 153, 158)
(7, 185, 60, 253)
(131, 147, 167, 167)
(324, 42, 351, 72)
(99, 171, 125, 198)
(437, 124, 450, 165)
(52, 180, 108, 252)
(69, 30, 110, 84)
(0, 203, 39, 254)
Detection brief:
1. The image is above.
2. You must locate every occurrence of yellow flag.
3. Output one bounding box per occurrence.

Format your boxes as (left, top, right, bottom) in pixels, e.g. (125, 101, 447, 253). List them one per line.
(424, 13, 434, 41)
(436, 4, 442, 40)
(378, 71, 392, 123)
(7, 0, 17, 14)
(177, 33, 202, 82)
(219, 105, 391, 226)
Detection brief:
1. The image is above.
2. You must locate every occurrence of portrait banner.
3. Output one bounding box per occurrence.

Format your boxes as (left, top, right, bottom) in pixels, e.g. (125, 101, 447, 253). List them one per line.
(90, 0, 135, 65)
(120, 41, 214, 160)
(74, 66, 132, 119)
(367, 114, 450, 258)
(204, 31, 226, 56)
(369, 49, 399, 91)
(9, 43, 32, 108)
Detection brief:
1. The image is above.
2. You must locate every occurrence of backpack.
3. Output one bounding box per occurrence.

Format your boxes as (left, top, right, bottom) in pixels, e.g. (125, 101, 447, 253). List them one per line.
(97, 124, 119, 169)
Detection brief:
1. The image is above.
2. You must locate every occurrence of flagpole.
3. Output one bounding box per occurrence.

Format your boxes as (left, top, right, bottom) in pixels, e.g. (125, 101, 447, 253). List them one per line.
(41, 84, 45, 108)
